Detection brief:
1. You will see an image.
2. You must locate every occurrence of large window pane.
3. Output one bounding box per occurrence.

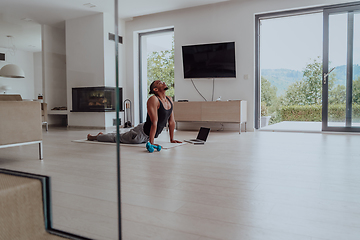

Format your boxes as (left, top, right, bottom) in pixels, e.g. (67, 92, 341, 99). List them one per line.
(328, 13, 348, 127)
(260, 13, 323, 130)
(352, 11, 360, 125)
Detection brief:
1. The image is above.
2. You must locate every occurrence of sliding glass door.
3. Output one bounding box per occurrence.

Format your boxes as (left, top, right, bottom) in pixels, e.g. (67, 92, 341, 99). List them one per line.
(323, 4, 360, 132)
(139, 28, 174, 123)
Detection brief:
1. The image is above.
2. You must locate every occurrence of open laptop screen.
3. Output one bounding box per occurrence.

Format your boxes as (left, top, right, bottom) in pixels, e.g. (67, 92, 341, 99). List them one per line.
(197, 127, 210, 141)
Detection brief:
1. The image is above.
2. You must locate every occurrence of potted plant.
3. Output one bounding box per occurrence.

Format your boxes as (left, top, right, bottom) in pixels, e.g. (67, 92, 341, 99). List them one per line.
(261, 102, 271, 127)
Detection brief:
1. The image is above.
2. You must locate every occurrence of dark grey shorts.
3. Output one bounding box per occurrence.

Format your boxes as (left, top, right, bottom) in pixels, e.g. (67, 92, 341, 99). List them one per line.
(96, 123, 149, 144)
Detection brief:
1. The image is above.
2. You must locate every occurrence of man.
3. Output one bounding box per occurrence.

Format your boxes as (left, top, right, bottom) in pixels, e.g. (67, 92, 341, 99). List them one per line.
(87, 80, 181, 145)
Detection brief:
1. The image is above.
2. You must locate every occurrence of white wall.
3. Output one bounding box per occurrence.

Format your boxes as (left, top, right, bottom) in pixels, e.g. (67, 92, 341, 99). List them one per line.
(104, 13, 116, 87)
(125, 0, 355, 131)
(42, 25, 67, 109)
(66, 13, 106, 128)
(33, 52, 42, 99)
(103, 13, 126, 128)
(0, 47, 35, 99)
(117, 19, 127, 126)
(42, 25, 67, 126)
(66, 13, 126, 128)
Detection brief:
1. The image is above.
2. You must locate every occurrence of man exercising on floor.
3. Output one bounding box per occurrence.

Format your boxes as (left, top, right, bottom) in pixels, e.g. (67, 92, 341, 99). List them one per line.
(87, 80, 182, 145)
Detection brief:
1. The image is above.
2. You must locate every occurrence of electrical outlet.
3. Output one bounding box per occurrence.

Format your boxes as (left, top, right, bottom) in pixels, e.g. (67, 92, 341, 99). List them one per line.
(113, 118, 121, 126)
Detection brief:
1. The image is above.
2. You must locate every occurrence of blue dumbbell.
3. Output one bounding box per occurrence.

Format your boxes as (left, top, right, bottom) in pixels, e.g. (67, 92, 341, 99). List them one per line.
(146, 142, 161, 153)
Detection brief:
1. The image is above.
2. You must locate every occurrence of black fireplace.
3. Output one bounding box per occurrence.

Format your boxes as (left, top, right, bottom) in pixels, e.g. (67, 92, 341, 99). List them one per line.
(71, 86, 123, 112)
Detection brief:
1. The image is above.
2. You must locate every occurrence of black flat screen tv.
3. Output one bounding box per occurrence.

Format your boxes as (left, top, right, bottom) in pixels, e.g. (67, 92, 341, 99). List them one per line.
(182, 42, 236, 79)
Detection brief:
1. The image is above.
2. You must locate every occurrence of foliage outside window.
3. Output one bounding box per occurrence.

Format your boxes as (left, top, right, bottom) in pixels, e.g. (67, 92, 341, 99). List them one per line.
(261, 56, 360, 124)
(147, 37, 175, 100)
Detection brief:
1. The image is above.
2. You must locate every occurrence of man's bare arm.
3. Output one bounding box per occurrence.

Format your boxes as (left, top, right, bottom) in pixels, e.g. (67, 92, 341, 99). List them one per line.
(168, 99, 182, 143)
(147, 96, 159, 145)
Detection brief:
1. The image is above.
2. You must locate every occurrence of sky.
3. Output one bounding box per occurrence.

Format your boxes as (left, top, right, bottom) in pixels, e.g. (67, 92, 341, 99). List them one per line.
(145, 32, 173, 53)
(260, 11, 360, 71)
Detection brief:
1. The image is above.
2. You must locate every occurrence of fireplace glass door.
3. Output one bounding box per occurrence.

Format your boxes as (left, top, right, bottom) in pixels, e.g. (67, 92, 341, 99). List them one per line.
(72, 87, 123, 112)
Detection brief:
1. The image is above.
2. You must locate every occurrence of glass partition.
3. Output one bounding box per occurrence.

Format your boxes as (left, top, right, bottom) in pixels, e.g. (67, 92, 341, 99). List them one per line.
(352, 11, 360, 126)
(0, 1, 121, 239)
(327, 12, 348, 127)
(323, 6, 360, 132)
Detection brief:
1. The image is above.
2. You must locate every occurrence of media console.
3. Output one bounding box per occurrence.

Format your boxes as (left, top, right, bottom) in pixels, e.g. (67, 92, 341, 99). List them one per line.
(173, 100, 247, 134)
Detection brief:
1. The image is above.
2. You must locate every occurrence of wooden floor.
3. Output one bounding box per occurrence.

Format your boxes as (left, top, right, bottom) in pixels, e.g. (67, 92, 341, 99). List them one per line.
(1, 127, 360, 240)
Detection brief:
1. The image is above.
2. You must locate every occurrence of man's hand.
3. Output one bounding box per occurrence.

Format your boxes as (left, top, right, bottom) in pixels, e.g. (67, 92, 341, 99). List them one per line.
(170, 139, 182, 143)
(151, 142, 160, 147)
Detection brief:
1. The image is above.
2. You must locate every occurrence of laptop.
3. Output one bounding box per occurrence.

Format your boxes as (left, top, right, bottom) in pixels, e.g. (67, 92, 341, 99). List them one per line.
(184, 127, 210, 144)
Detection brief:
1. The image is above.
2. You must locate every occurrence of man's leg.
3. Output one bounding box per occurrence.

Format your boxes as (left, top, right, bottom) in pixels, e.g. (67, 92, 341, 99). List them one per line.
(118, 123, 149, 144)
(96, 133, 116, 143)
(88, 123, 148, 144)
(87, 132, 103, 141)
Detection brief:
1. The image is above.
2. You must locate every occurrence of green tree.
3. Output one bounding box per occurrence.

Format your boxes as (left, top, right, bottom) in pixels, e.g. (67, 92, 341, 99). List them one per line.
(329, 84, 346, 104)
(260, 76, 281, 124)
(328, 76, 360, 104)
(147, 38, 174, 99)
(352, 76, 360, 104)
(261, 76, 277, 109)
(283, 57, 336, 106)
(282, 80, 308, 106)
(302, 57, 323, 104)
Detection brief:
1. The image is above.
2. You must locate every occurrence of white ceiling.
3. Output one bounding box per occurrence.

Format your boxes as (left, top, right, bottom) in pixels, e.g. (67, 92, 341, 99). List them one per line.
(0, 0, 232, 52)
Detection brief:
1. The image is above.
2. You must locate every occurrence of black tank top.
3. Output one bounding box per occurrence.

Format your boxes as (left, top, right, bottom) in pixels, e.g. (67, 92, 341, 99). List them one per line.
(143, 96, 173, 138)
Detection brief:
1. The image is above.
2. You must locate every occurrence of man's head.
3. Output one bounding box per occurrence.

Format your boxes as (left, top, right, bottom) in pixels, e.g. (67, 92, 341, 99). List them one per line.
(149, 80, 168, 95)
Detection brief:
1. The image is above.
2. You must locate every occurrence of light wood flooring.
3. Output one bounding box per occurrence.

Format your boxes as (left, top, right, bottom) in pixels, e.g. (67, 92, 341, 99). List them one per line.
(1, 127, 360, 240)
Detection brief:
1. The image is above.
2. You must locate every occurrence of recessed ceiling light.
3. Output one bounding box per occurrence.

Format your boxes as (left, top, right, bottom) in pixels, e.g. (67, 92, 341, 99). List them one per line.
(83, 3, 96, 8)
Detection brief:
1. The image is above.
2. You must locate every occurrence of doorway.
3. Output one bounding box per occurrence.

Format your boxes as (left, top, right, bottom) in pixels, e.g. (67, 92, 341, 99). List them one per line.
(255, 2, 360, 133)
(138, 28, 174, 122)
(323, 5, 360, 132)
(258, 12, 323, 131)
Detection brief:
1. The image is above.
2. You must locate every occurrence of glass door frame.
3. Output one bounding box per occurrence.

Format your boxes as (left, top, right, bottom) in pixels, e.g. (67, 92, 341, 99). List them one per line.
(254, 1, 360, 130)
(138, 28, 174, 123)
(322, 3, 360, 132)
